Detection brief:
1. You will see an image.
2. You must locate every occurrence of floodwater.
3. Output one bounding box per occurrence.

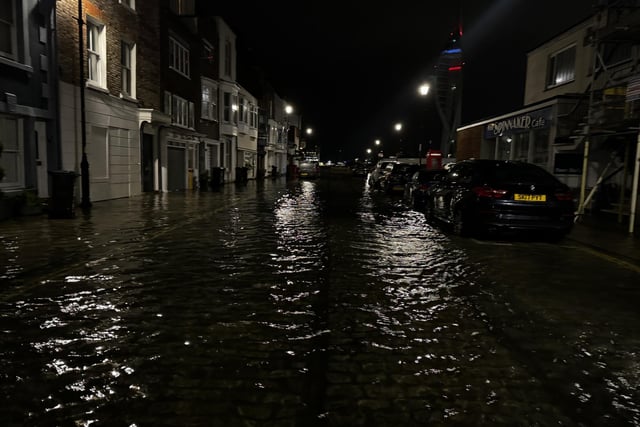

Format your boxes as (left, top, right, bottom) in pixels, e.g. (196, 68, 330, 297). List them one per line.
(0, 171, 638, 426)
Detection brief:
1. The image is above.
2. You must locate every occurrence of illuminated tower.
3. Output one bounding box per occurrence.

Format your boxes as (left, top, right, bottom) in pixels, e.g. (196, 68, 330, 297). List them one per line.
(434, 27, 463, 158)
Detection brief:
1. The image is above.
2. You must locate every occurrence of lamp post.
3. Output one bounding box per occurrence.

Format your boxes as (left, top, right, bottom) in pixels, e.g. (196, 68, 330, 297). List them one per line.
(78, 0, 91, 209)
(418, 82, 432, 164)
(394, 123, 403, 157)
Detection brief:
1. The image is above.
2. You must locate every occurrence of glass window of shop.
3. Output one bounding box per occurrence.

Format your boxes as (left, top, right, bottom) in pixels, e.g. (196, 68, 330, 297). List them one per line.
(513, 132, 529, 162)
(532, 129, 550, 167)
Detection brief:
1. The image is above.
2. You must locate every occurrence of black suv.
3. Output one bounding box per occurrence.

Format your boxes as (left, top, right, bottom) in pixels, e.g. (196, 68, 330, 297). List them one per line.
(424, 159, 575, 239)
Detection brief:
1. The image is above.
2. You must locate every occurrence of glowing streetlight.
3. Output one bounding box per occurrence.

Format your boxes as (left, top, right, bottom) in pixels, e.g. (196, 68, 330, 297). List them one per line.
(366, 148, 372, 154)
(285, 105, 293, 115)
(394, 122, 402, 132)
(375, 139, 381, 146)
(418, 83, 430, 97)
(306, 127, 313, 135)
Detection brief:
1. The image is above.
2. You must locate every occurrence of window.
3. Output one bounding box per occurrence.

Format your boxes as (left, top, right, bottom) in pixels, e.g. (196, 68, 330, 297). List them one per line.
(0, 116, 22, 188)
(201, 80, 218, 121)
(87, 19, 106, 87)
(121, 41, 135, 97)
(223, 92, 231, 122)
(203, 41, 214, 64)
(223, 92, 238, 124)
(169, 37, 190, 77)
(239, 97, 249, 123)
(250, 104, 258, 128)
(165, 92, 195, 128)
(224, 40, 232, 77)
(119, 0, 135, 9)
(169, 0, 195, 15)
(547, 45, 576, 88)
(0, 0, 16, 60)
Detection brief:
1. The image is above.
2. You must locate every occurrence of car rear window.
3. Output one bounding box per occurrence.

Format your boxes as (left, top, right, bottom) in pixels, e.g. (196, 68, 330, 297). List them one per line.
(481, 163, 559, 185)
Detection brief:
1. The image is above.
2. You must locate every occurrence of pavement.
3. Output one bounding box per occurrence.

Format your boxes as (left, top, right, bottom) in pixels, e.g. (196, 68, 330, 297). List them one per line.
(567, 212, 640, 267)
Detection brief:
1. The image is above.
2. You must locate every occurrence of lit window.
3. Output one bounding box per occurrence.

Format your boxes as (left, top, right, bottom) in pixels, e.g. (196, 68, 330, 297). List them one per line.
(0, 0, 16, 60)
(87, 19, 107, 87)
(240, 97, 249, 124)
(169, 37, 190, 77)
(121, 41, 135, 97)
(201, 80, 218, 121)
(547, 45, 575, 88)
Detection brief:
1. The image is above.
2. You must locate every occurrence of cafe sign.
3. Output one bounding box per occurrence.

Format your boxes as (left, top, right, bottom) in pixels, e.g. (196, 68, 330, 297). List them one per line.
(484, 107, 552, 139)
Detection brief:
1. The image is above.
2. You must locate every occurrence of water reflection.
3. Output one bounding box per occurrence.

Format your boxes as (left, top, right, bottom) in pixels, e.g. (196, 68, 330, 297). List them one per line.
(0, 177, 638, 425)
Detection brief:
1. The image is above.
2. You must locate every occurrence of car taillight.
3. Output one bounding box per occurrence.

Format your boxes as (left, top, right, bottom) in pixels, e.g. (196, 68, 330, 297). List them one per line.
(472, 186, 508, 199)
(555, 190, 573, 201)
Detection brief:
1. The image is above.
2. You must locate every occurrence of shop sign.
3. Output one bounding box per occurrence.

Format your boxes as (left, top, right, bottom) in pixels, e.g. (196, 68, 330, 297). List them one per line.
(484, 107, 552, 139)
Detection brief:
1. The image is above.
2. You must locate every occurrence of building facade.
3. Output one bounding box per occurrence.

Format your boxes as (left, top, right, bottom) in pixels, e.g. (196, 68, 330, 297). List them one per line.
(0, 0, 58, 205)
(456, 4, 640, 231)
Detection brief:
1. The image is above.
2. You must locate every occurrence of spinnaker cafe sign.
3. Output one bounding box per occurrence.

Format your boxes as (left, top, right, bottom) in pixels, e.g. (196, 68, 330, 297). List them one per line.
(484, 107, 552, 139)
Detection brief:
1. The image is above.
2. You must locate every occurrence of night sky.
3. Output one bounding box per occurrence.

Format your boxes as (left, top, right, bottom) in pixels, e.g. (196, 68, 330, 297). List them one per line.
(213, 1, 596, 161)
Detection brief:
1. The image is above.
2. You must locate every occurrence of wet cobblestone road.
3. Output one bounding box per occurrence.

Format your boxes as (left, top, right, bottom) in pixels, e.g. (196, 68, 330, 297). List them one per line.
(1, 172, 639, 426)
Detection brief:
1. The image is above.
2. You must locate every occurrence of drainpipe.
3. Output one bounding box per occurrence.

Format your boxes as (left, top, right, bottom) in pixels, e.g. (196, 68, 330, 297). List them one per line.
(77, 0, 91, 209)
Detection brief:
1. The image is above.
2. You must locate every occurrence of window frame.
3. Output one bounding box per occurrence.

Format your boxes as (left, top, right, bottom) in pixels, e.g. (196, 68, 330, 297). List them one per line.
(120, 40, 136, 98)
(546, 44, 576, 89)
(118, 0, 135, 10)
(166, 92, 195, 128)
(86, 17, 107, 88)
(201, 79, 218, 121)
(169, 36, 190, 78)
(0, 0, 17, 60)
(0, 115, 24, 190)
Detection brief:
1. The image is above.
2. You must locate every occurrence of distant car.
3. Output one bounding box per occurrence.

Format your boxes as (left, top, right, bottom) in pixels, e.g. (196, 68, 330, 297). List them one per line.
(351, 163, 368, 177)
(424, 159, 575, 240)
(404, 169, 444, 209)
(298, 161, 320, 179)
(380, 163, 421, 193)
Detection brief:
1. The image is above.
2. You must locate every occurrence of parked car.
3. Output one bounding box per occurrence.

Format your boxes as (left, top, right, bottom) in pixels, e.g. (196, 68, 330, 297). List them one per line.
(380, 163, 421, 193)
(404, 169, 444, 209)
(424, 159, 575, 240)
(368, 159, 397, 189)
(298, 161, 320, 179)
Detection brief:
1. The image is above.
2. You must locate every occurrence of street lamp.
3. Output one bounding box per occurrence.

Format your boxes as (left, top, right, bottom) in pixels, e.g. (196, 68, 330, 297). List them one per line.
(418, 83, 430, 97)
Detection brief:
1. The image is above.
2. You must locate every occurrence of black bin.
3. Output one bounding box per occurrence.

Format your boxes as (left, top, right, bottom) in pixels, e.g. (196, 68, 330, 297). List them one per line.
(235, 167, 248, 183)
(48, 170, 78, 218)
(210, 167, 223, 187)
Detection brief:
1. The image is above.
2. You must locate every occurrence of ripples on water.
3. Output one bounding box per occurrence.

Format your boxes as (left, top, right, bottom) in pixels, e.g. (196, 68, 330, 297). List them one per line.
(0, 177, 638, 426)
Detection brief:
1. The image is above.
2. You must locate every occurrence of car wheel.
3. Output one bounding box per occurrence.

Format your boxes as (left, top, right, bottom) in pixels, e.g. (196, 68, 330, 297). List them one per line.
(452, 208, 471, 236)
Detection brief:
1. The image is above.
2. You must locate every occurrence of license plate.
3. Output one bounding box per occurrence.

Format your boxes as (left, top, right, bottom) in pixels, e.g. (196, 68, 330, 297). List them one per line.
(514, 193, 546, 202)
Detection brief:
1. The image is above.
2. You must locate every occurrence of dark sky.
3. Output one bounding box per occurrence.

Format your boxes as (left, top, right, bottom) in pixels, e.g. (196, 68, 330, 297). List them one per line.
(215, 1, 596, 161)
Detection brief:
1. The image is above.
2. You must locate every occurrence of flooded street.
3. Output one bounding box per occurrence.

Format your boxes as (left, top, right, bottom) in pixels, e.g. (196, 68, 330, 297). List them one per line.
(1, 170, 639, 426)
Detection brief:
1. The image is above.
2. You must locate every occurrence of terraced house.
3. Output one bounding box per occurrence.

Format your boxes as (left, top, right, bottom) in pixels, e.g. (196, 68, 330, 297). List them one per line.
(0, 1, 273, 217)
